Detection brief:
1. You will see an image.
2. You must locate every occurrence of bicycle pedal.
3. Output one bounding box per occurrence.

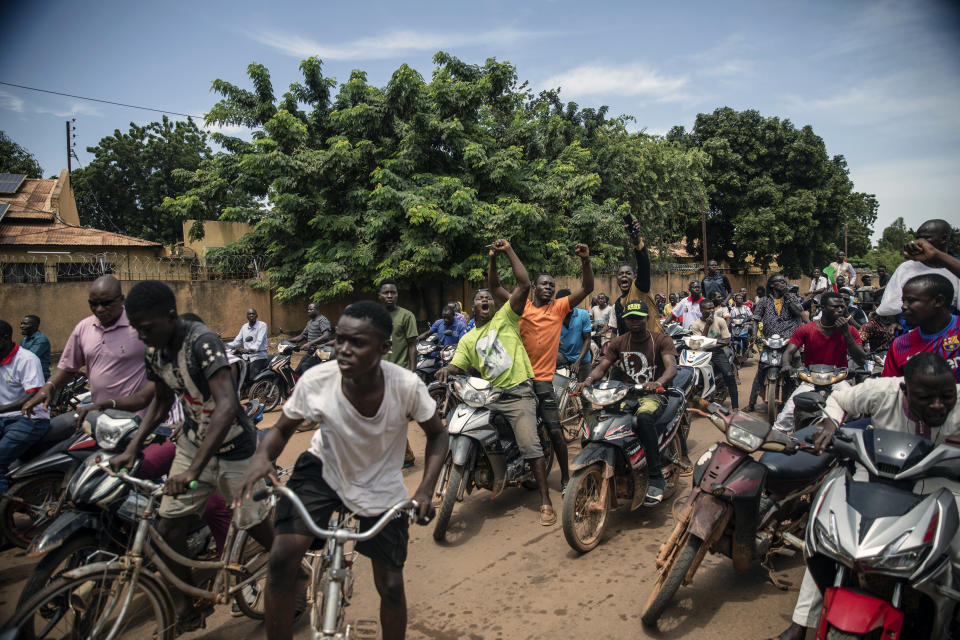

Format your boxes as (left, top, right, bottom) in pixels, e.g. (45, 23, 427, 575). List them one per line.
(353, 618, 379, 638)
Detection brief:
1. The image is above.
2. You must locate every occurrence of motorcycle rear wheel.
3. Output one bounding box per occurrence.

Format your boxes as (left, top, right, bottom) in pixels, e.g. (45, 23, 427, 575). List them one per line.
(641, 534, 703, 626)
(249, 379, 282, 412)
(433, 462, 464, 542)
(766, 380, 779, 425)
(0, 473, 64, 548)
(561, 464, 610, 553)
(560, 395, 583, 443)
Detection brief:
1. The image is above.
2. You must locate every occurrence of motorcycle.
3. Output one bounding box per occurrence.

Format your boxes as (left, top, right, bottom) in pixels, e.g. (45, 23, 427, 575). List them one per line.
(641, 401, 837, 626)
(805, 426, 960, 639)
(554, 365, 584, 443)
(48, 374, 89, 416)
(561, 380, 689, 553)
(415, 335, 456, 385)
(757, 333, 794, 424)
(790, 365, 850, 432)
(431, 376, 554, 541)
(0, 406, 97, 548)
(677, 335, 732, 405)
(730, 317, 753, 367)
(248, 340, 333, 411)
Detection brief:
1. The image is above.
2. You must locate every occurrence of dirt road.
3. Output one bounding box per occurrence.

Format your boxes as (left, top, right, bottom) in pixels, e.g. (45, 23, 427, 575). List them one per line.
(0, 362, 808, 639)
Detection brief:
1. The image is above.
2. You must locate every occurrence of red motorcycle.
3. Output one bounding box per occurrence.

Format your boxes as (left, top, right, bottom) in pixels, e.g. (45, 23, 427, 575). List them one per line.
(641, 401, 837, 626)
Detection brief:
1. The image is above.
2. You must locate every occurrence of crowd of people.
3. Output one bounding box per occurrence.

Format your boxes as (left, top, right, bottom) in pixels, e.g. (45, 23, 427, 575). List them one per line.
(0, 216, 957, 640)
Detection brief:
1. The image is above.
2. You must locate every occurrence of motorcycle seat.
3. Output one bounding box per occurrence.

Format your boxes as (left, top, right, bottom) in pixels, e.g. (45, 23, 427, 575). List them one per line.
(760, 426, 835, 480)
(652, 390, 685, 435)
(793, 391, 825, 413)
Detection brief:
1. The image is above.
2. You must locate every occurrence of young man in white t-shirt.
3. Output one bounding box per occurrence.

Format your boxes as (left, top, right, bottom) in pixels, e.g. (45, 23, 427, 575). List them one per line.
(238, 301, 447, 640)
(0, 319, 50, 494)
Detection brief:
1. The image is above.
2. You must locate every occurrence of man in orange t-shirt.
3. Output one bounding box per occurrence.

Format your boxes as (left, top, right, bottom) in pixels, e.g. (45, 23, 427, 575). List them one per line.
(490, 243, 594, 492)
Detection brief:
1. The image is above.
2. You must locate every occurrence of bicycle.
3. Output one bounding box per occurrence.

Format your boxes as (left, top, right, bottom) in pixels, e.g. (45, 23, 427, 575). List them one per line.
(253, 484, 418, 639)
(6, 464, 284, 640)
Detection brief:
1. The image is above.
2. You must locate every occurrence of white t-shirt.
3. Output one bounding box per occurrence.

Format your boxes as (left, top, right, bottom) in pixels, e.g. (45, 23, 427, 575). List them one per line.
(808, 276, 829, 300)
(670, 297, 703, 329)
(1, 344, 48, 420)
(728, 305, 753, 320)
(282, 360, 436, 516)
(876, 260, 960, 316)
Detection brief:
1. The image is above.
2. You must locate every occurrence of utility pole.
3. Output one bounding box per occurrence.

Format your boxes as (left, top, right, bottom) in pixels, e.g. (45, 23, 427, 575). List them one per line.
(65, 120, 71, 172)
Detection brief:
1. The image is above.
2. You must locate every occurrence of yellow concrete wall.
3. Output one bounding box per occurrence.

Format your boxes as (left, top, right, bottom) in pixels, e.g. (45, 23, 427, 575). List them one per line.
(51, 169, 81, 226)
(182, 220, 253, 257)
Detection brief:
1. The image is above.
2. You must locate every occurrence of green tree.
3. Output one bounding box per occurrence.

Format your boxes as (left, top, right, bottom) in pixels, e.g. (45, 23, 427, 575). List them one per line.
(71, 117, 253, 245)
(860, 216, 912, 271)
(165, 54, 708, 301)
(667, 108, 876, 277)
(0, 130, 43, 177)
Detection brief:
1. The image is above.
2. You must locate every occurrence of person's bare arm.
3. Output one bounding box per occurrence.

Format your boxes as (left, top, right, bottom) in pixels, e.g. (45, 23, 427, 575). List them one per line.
(490, 239, 530, 317)
(1, 392, 33, 414)
(406, 336, 417, 373)
(21, 368, 78, 415)
(580, 353, 616, 390)
(567, 243, 594, 307)
(411, 413, 449, 523)
(237, 412, 305, 503)
(435, 363, 464, 384)
(655, 353, 678, 389)
(71, 381, 158, 429)
(841, 324, 867, 366)
(780, 342, 799, 375)
(904, 238, 960, 278)
(572, 330, 591, 374)
(487, 249, 510, 306)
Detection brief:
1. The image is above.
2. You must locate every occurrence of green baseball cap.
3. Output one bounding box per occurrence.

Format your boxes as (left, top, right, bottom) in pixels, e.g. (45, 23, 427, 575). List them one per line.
(622, 299, 649, 318)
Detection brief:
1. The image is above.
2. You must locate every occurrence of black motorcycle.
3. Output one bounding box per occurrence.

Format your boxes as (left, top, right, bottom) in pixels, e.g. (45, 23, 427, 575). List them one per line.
(562, 380, 689, 553)
(0, 414, 95, 548)
(248, 340, 333, 411)
(790, 365, 851, 432)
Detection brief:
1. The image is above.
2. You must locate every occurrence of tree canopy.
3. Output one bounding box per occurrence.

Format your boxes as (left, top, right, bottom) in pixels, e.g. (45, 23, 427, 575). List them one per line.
(0, 130, 43, 178)
(668, 108, 877, 277)
(165, 53, 710, 301)
(71, 117, 254, 245)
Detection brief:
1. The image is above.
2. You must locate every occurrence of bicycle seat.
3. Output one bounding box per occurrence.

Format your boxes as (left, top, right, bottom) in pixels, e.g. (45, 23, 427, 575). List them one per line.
(760, 426, 835, 480)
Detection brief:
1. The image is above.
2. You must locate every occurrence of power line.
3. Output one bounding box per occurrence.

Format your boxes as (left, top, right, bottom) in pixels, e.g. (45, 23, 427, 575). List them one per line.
(0, 81, 205, 119)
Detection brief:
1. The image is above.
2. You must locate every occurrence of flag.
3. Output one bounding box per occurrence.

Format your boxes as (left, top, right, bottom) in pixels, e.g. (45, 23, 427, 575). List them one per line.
(823, 265, 839, 292)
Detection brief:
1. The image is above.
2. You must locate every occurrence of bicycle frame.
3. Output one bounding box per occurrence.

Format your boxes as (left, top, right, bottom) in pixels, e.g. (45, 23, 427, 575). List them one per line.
(59, 468, 270, 640)
(258, 484, 416, 639)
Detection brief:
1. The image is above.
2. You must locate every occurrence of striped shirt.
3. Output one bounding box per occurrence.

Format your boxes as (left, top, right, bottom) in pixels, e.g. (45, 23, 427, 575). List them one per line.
(882, 315, 960, 383)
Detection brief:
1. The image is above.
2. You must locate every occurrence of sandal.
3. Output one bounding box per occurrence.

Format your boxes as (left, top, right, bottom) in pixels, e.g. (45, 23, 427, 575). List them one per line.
(539, 505, 557, 526)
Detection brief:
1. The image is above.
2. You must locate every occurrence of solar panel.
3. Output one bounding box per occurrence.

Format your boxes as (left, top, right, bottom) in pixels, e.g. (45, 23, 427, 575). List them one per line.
(0, 203, 8, 221)
(0, 174, 27, 194)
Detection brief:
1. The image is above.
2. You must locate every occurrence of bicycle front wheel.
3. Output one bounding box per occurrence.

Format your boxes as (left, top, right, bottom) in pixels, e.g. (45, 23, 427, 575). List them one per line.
(7, 566, 175, 640)
(230, 529, 270, 619)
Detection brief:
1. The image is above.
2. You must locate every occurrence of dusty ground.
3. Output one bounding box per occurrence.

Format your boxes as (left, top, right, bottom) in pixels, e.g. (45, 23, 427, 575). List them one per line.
(0, 359, 812, 639)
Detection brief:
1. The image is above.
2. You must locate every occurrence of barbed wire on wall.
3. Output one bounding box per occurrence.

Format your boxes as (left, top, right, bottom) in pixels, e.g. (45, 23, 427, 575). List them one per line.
(0, 253, 269, 284)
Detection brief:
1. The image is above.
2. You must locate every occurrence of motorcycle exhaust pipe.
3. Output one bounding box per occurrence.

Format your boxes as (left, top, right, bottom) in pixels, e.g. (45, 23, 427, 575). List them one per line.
(781, 531, 805, 552)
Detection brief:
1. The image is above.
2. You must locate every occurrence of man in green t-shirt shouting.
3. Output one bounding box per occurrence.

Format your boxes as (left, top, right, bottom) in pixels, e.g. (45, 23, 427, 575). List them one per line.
(436, 239, 555, 525)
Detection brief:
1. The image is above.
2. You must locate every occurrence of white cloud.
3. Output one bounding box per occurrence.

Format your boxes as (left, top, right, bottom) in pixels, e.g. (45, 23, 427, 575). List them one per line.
(0, 90, 25, 113)
(249, 26, 545, 60)
(33, 101, 102, 118)
(540, 63, 688, 101)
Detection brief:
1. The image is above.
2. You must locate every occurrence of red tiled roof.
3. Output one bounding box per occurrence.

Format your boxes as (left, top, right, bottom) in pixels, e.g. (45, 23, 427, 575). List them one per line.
(0, 222, 161, 248)
(0, 179, 56, 221)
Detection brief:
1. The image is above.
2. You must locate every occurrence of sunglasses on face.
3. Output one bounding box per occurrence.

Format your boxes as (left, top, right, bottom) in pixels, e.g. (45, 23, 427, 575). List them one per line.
(88, 295, 122, 309)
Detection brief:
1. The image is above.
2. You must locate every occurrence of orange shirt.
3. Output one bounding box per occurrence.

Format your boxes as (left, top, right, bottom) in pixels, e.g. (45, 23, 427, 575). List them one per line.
(519, 296, 572, 381)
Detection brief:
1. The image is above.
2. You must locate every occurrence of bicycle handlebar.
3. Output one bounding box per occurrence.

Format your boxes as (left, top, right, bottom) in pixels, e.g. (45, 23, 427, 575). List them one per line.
(98, 461, 199, 495)
(253, 485, 418, 540)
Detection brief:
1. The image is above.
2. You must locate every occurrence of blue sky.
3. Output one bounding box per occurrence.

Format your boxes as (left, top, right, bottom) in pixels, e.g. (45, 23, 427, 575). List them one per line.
(1, 0, 958, 241)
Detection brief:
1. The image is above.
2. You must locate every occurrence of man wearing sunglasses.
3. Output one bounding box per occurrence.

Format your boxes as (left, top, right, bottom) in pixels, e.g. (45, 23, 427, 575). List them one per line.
(22, 275, 153, 420)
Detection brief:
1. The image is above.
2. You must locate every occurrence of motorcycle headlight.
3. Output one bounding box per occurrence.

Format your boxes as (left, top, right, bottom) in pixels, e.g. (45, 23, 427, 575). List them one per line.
(814, 513, 853, 565)
(727, 424, 763, 451)
(95, 415, 133, 451)
(452, 380, 499, 408)
(861, 531, 930, 573)
(582, 385, 629, 407)
(417, 343, 435, 355)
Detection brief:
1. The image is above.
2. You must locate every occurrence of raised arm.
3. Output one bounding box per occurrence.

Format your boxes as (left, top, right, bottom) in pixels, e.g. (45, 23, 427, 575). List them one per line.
(487, 249, 510, 307)
(566, 243, 595, 308)
(501, 241, 531, 316)
(627, 225, 652, 293)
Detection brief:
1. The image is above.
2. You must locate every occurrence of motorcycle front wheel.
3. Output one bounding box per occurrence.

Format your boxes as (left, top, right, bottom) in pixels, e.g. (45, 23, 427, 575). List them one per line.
(0, 473, 64, 548)
(433, 462, 464, 542)
(825, 629, 860, 640)
(248, 379, 282, 412)
(561, 464, 610, 553)
(641, 534, 703, 626)
(766, 379, 779, 425)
